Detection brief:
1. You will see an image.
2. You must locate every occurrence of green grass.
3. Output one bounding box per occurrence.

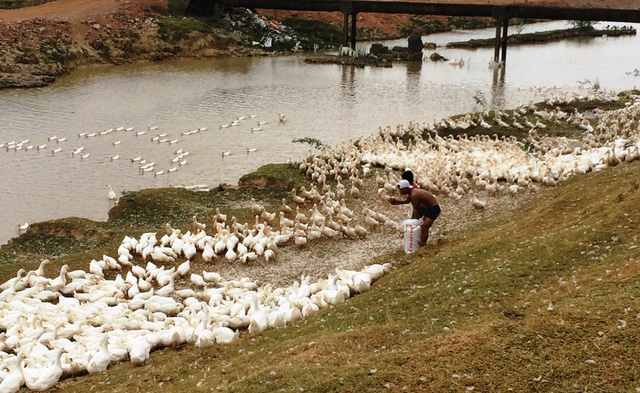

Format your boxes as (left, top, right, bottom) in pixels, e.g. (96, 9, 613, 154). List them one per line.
(280, 17, 343, 49)
(167, 0, 183, 16)
(447, 25, 636, 49)
(157, 16, 213, 42)
(51, 158, 640, 392)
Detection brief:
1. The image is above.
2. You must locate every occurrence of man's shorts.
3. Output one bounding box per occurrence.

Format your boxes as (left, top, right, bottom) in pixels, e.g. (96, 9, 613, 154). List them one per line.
(417, 204, 441, 221)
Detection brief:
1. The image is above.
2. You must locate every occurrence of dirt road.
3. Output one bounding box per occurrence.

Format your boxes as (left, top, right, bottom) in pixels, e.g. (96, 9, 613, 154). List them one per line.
(0, 0, 162, 21)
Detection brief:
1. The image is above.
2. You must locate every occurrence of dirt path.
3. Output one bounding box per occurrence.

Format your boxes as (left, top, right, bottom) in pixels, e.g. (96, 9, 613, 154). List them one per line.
(0, 0, 162, 21)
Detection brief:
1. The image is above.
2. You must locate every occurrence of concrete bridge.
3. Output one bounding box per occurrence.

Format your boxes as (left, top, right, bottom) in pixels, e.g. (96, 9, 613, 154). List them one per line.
(183, 0, 640, 64)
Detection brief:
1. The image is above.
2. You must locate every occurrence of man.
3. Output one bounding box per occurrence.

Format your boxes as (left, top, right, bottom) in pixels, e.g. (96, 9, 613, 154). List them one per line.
(401, 169, 420, 189)
(389, 179, 441, 246)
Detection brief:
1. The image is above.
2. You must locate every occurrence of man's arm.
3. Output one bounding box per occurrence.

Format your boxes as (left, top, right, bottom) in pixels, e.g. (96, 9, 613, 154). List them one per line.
(389, 196, 411, 205)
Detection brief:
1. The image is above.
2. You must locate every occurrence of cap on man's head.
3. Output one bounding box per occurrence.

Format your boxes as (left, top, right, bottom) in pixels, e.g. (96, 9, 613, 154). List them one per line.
(397, 179, 413, 190)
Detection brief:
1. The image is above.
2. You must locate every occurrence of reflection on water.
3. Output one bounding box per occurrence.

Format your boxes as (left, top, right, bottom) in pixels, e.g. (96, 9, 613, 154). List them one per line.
(1, 21, 640, 245)
(491, 68, 507, 108)
(340, 65, 357, 103)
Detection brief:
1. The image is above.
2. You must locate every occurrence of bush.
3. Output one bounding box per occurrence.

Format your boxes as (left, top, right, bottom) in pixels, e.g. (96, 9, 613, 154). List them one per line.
(399, 17, 451, 36)
(281, 17, 343, 49)
(157, 16, 212, 42)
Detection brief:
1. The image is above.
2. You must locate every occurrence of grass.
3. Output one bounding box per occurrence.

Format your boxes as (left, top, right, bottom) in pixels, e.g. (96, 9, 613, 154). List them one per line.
(447, 25, 636, 49)
(280, 17, 343, 49)
(157, 16, 213, 42)
(49, 157, 640, 392)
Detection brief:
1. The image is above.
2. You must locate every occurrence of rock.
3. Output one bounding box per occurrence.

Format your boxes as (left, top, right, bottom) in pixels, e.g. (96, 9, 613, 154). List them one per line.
(430, 52, 448, 62)
(391, 46, 408, 54)
(407, 33, 423, 54)
(0, 72, 55, 89)
(423, 42, 437, 50)
(369, 43, 389, 56)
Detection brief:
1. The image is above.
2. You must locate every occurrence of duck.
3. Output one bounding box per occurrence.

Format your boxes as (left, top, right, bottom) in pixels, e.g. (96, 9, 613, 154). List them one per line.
(471, 196, 487, 209)
(0, 268, 25, 291)
(353, 220, 368, 238)
(291, 189, 305, 205)
(107, 185, 117, 202)
(86, 336, 111, 374)
(22, 348, 64, 391)
(17, 222, 29, 235)
(0, 353, 24, 392)
(213, 323, 238, 344)
(192, 215, 206, 232)
(215, 207, 227, 223)
(128, 335, 151, 366)
(248, 297, 269, 335)
(280, 198, 293, 215)
(294, 234, 307, 248)
(264, 249, 276, 262)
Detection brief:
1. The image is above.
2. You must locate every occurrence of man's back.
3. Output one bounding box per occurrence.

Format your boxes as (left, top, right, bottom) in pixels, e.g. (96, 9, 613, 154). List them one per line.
(411, 188, 437, 209)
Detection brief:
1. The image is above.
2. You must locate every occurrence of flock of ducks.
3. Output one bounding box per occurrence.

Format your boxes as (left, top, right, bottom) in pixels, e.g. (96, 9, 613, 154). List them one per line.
(350, 89, 640, 208)
(0, 238, 392, 391)
(2, 144, 405, 391)
(5, 89, 640, 391)
(1, 112, 286, 181)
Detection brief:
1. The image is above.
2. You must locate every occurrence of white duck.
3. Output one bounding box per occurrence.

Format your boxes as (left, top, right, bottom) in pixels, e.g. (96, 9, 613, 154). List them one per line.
(22, 348, 64, 391)
(0, 353, 24, 393)
(86, 336, 110, 374)
(128, 335, 151, 366)
(107, 185, 117, 202)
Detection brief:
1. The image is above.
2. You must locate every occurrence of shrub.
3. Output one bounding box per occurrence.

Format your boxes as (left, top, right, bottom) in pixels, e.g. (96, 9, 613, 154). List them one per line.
(157, 16, 212, 42)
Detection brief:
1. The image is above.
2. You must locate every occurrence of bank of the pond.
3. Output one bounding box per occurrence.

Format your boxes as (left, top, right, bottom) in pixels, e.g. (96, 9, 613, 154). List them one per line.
(0, 1, 278, 89)
(447, 25, 637, 49)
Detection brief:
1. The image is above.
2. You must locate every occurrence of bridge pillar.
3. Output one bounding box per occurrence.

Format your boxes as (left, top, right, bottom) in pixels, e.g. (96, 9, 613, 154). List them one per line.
(493, 19, 501, 64)
(341, 1, 357, 50)
(501, 19, 509, 63)
(351, 12, 357, 50)
(493, 17, 510, 65)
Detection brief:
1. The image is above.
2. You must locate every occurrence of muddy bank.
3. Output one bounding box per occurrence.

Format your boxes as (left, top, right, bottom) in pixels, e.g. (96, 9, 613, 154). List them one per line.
(0, 3, 270, 89)
(305, 55, 392, 68)
(446, 26, 636, 49)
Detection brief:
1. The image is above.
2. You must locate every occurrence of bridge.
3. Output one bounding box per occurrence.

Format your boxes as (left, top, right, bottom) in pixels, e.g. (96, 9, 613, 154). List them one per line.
(183, 0, 640, 64)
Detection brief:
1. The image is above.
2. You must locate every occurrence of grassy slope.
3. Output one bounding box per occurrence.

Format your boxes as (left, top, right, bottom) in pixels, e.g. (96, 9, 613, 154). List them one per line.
(51, 159, 640, 391)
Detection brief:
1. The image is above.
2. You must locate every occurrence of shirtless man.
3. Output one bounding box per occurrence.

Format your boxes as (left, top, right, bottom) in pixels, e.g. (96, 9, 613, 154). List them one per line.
(389, 179, 441, 246)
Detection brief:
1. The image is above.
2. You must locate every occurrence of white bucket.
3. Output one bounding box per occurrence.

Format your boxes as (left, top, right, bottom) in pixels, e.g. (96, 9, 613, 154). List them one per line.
(400, 218, 422, 254)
